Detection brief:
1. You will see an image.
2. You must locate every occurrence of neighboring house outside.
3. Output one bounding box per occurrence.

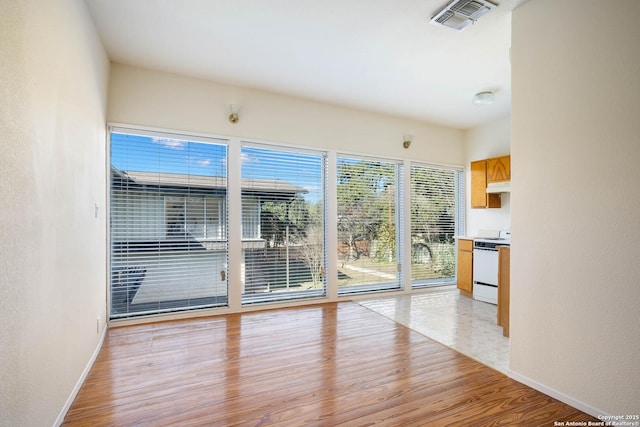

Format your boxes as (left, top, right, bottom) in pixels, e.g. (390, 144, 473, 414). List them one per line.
(110, 167, 307, 316)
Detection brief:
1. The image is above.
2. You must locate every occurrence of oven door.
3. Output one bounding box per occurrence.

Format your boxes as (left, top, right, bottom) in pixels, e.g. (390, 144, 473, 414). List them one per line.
(473, 247, 498, 286)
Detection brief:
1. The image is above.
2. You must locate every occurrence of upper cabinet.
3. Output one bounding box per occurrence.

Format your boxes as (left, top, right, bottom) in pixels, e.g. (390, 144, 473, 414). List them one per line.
(487, 155, 511, 183)
(471, 155, 510, 209)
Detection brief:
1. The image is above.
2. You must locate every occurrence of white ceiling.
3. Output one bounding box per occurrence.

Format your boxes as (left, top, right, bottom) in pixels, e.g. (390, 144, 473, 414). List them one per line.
(85, 0, 526, 129)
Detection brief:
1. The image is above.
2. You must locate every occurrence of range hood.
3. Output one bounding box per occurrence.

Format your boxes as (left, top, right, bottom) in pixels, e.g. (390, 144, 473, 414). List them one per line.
(486, 181, 511, 193)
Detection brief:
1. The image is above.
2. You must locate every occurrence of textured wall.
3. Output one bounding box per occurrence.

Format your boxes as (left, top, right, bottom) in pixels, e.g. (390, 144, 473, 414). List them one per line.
(510, 0, 640, 415)
(0, 0, 109, 425)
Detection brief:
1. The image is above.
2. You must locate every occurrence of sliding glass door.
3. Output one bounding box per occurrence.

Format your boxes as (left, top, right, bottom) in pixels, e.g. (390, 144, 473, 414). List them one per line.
(240, 144, 327, 304)
(109, 127, 229, 318)
(410, 163, 464, 287)
(336, 155, 402, 294)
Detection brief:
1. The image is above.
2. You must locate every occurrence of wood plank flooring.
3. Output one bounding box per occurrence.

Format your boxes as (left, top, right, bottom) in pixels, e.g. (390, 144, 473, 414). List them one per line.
(64, 302, 596, 426)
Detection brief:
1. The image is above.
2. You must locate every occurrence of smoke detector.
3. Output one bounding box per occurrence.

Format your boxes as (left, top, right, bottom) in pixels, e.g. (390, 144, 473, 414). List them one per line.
(430, 0, 497, 31)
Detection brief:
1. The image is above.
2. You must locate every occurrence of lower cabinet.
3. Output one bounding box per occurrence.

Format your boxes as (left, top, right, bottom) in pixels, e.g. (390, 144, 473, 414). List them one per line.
(497, 246, 510, 337)
(457, 238, 473, 295)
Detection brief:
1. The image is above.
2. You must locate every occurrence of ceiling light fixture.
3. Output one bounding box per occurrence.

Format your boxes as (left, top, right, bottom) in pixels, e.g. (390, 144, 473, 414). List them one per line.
(229, 104, 240, 123)
(403, 134, 413, 149)
(473, 91, 495, 105)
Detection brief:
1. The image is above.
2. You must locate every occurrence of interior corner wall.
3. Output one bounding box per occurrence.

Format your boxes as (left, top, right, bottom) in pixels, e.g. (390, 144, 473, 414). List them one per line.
(464, 116, 511, 236)
(510, 0, 640, 415)
(0, 1, 110, 425)
(106, 64, 465, 165)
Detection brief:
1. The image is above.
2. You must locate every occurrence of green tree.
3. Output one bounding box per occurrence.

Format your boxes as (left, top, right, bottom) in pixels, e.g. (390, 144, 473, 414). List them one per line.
(297, 203, 325, 287)
(260, 195, 310, 248)
(410, 166, 456, 275)
(337, 159, 395, 261)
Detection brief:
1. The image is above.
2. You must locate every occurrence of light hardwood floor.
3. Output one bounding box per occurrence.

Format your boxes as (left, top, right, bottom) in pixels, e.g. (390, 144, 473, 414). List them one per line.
(64, 302, 596, 426)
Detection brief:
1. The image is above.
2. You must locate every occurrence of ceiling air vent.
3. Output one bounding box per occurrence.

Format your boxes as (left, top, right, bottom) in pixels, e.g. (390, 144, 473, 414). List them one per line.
(430, 0, 497, 31)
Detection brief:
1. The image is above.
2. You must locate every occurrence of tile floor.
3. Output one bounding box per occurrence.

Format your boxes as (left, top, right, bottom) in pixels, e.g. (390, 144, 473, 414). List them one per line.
(357, 285, 510, 373)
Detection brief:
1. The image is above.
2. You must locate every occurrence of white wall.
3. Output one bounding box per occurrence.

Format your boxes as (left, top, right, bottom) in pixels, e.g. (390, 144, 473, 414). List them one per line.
(0, 1, 110, 425)
(107, 64, 465, 165)
(510, 0, 640, 415)
(464, 116, 511, 236)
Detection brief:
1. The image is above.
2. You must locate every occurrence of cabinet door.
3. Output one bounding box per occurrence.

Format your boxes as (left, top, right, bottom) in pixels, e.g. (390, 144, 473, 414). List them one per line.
(471, 161, 500, 208)
(457, 246, 473, 293)
(497, 246, 510, 337)
(471, 161, 489, 208)
(487, 155, 510, 183)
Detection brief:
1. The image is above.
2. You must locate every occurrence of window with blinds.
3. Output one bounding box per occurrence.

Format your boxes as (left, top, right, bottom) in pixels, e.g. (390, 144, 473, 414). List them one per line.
(240, 144, 327, 303)
(336, 155, 402, 294)
(109, 128, 229, 318)
(410, 162, 464, 287)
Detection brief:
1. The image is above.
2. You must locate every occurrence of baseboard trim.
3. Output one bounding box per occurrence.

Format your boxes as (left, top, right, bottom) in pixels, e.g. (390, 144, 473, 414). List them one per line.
(506, 369, 607, 419)
(53, 325, 108, 427)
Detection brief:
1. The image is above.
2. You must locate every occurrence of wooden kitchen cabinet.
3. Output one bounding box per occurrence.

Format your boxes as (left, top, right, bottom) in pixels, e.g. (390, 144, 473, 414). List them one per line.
(497, 246, 510, 337)
(487, 155, 511, 183)
(471, 160, 501, 209)
(456, 238, 473, 295)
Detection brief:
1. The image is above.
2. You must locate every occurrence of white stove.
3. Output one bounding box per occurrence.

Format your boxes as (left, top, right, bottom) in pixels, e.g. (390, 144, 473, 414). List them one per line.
(472, 230, 510, 304)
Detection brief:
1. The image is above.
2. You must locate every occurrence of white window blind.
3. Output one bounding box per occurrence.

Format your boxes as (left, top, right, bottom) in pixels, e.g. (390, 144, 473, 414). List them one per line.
(336, 155, 401, 294)
(240, 144, 327, 303)
(410, 163, 464, 287)
(109, 128, 229, 318)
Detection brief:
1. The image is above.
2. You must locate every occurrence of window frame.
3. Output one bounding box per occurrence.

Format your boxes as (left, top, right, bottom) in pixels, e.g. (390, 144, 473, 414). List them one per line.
(335, 153, 403, 295)
(409, 161, 465, 288)
(239, 141, 329, 305)
(108, 126, 230, 319)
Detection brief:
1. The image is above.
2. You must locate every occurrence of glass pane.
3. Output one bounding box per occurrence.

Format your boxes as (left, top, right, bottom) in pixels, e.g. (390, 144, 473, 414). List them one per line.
(166, 196, 185, 239)
(110, 130, 228, 318)
(186, 197, 205, 239)
(410, 164, 459, 287)
(336, 156, 400, 294)
(241, 145, 326, 303)
(205, 197, 225, 239)
(242, 197, 260, 240)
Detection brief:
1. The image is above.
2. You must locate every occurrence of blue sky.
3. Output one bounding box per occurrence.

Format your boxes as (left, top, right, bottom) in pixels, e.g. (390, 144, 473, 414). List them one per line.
(111, 132, 323, 203)
(111, 133, 227, 176)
